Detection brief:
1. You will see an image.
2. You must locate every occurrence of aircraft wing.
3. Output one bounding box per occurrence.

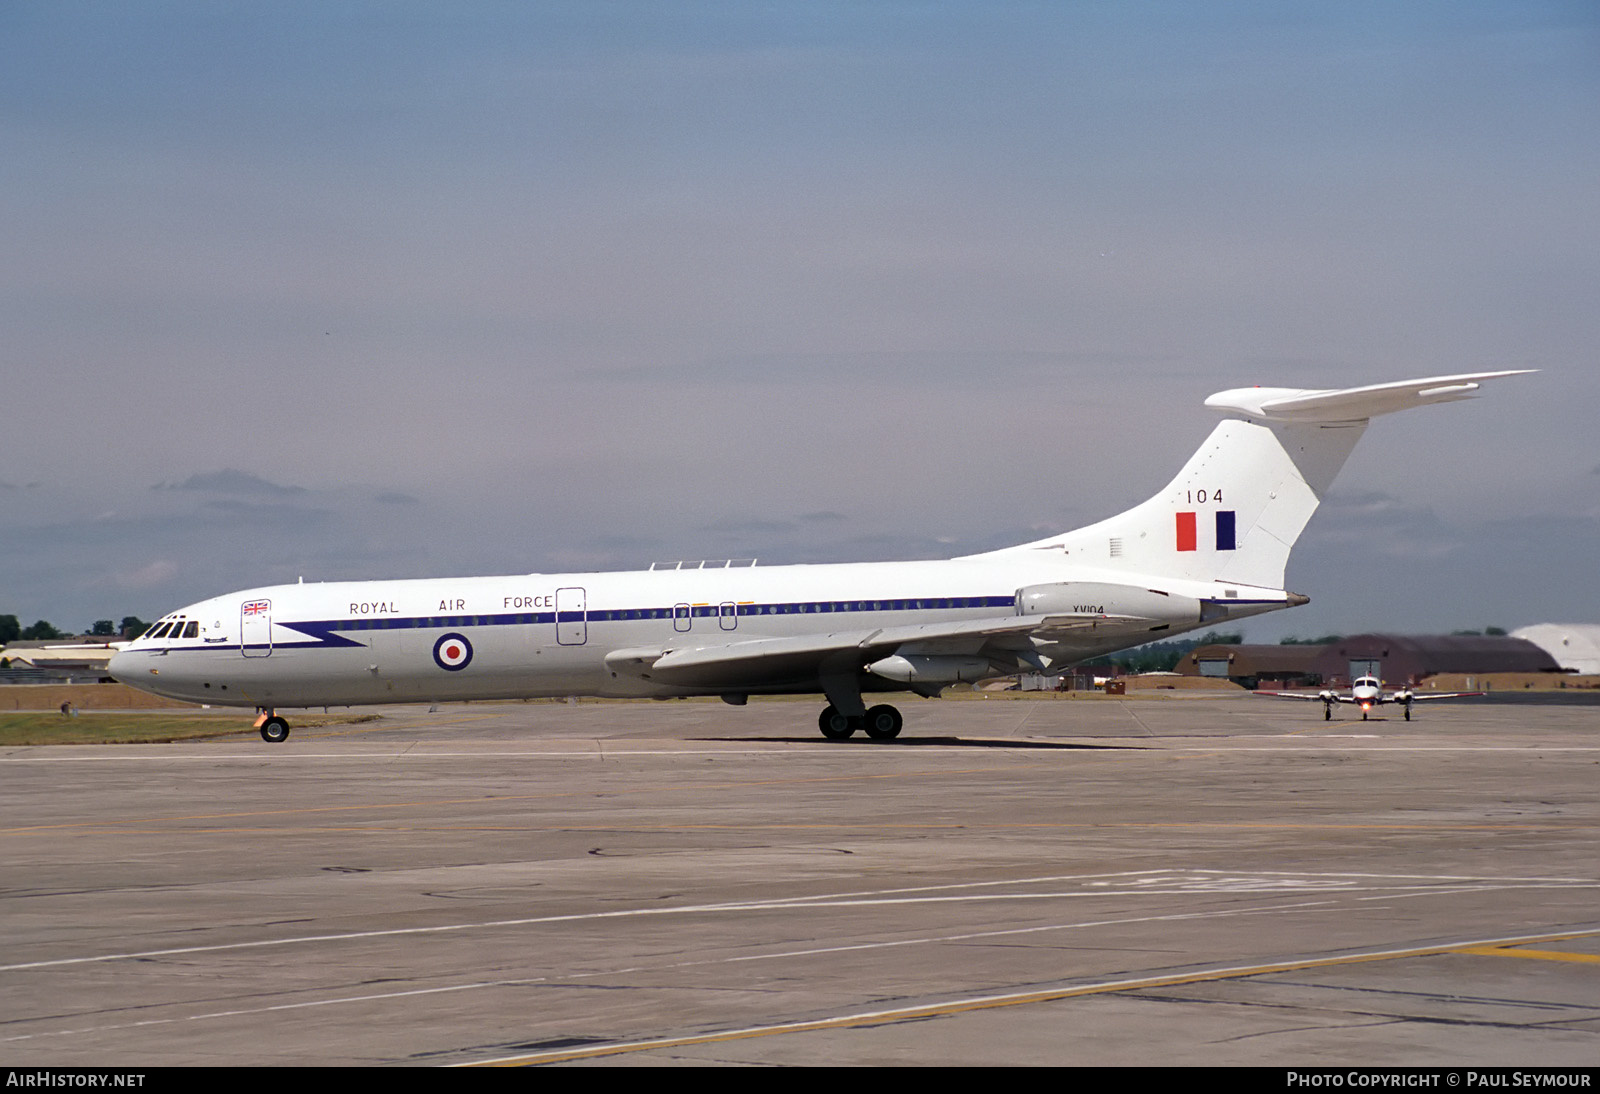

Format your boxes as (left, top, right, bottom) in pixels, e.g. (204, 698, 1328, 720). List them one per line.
(1393, 690, 1485, 702)
(604, 612, 1130, 691)
(1252, 690, 1334, 701)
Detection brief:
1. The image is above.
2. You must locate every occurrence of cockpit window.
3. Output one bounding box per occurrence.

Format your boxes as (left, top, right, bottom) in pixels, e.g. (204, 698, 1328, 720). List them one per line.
(149, 622, 174, 640)
(182, 621, 199, 639)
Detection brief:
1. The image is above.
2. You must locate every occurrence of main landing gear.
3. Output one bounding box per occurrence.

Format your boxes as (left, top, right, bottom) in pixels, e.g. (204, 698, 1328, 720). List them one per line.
(818, 704, 903, 741)
(255, 709, 290, 743)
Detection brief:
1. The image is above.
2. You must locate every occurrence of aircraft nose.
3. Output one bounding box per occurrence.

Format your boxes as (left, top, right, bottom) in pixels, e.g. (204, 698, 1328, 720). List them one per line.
(107, 649, 133, 681)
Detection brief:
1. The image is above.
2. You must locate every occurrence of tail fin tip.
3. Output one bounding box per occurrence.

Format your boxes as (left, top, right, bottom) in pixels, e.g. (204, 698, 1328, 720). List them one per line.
(1205, 369, 1534, 423)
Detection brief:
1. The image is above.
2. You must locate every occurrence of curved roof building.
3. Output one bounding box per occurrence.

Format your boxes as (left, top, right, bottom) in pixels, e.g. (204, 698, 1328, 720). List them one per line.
(1307, 634, 1560, 685)
(1512, 624, 1600, 675)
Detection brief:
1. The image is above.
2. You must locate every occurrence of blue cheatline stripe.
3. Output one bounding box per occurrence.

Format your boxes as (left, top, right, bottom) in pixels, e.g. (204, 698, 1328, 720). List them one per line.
(148, 593, 1281, 654)
(168, 595, 1017, 653)
(1215, 510, 1237, 551)
(327, 594, 1019, 632)
(315, 595, 1020, 633)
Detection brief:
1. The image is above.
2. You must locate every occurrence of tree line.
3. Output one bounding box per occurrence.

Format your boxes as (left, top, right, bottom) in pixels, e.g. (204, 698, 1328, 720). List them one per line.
(1084, 630, 1245, 675)
(0, 616, 149, 644)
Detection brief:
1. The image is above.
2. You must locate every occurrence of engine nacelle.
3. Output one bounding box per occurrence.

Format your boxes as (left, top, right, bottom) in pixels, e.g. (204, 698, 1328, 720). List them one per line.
(866, 654, 993, 685)
(1014, 582, 1202, 625)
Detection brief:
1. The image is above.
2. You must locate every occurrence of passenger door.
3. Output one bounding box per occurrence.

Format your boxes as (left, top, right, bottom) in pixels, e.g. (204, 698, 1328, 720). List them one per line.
(556, 586, 587, 646)
(241, 600, 272, 657)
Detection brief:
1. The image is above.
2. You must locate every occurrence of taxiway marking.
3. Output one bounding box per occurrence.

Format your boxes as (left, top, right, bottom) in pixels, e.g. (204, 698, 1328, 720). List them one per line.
(466, 927, 1600, 1065)
(1457, 944, 1600, 963)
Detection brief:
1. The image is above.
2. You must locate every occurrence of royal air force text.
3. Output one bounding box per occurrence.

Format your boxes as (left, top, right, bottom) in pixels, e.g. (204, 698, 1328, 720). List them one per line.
(347, 596, 556, 616)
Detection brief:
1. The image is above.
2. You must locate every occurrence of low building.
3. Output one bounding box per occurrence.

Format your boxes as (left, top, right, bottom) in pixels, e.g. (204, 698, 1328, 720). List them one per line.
(0, 641, 119, 684)
(1176, 644, 1326, 689)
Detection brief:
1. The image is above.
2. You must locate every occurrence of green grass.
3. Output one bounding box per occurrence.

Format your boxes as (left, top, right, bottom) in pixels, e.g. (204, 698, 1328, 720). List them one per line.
(0, 712, 379, 745)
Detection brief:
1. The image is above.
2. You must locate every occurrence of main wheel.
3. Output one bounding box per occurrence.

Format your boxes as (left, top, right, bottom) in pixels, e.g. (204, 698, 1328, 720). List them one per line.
(260, 716, 290, 743)
(863, 704, 903, 740)
(818, 706, 856, 740)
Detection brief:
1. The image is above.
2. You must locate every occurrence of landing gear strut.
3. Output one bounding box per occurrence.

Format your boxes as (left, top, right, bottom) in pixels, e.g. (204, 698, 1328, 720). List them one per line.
(816, 670, 902, 742)
(256, 710, 290, 743)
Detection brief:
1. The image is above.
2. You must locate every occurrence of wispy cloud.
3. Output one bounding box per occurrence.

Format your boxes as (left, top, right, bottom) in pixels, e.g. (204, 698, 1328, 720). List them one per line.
(153, 470, 306, 496)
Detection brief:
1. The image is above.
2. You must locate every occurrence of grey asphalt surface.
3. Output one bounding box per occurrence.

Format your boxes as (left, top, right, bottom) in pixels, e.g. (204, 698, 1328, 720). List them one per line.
(3, 694, 1597, 1067)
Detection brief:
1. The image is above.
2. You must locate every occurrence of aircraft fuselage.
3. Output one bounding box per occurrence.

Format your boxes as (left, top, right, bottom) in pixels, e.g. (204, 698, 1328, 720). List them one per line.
(108, 555, 1269, 710)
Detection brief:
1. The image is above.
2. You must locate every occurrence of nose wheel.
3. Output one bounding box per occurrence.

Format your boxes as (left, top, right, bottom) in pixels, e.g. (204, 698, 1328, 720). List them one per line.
(256, 711, 290, 743)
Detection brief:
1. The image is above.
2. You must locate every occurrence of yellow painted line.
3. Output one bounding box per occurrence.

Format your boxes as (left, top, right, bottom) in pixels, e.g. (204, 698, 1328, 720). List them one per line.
(1458, 945, 1600, 963)
(467, 928, 1600, 1066)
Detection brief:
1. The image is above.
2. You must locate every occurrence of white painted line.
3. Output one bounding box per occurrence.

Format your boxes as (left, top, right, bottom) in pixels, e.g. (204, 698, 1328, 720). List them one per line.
(5, 870, 1592, 974)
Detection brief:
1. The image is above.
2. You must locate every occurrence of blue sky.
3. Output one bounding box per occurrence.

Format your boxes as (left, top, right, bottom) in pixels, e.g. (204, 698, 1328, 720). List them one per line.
(2, 2, 1596, 640)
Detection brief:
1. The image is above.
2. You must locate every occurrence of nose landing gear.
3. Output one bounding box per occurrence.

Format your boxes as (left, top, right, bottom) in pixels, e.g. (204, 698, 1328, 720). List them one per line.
(254, 709, 290, 743)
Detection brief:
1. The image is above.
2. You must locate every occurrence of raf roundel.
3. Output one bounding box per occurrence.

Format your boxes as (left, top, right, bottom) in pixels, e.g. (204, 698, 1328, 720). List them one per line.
(432, 632, 473, 671)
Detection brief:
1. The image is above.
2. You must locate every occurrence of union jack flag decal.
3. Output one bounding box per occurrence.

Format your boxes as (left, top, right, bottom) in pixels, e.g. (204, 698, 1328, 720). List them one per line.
(242, 600, 270, 616)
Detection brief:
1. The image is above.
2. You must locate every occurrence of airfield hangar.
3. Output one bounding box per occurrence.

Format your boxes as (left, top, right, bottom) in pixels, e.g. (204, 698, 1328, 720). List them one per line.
(1178, 633, 1562, 689)
(1176, 643, 1330, 690)
(1511, 624, 1600, 675)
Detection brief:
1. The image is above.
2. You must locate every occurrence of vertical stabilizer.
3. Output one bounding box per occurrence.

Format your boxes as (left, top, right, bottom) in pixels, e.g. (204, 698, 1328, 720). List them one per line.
(976, 370, 1531, 590)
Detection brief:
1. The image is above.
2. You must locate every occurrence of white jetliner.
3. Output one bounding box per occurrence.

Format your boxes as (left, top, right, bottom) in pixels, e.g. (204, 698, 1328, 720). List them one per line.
(1255, 675, 1484, 721)
(110, 371, 1528, 742)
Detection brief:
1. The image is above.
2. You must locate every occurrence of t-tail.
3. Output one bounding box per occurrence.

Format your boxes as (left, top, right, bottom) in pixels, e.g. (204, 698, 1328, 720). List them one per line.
(977, 371, 1533, 595)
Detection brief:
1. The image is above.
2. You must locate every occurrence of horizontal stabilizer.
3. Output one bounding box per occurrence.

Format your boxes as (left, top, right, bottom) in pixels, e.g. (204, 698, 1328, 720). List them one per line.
(1204, 370, 1534, 423)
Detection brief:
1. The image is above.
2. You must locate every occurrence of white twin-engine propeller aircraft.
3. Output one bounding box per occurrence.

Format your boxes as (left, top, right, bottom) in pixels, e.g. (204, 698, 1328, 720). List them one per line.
(1255, 675, 1484, 722)
(111, 370, 1528, 742)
